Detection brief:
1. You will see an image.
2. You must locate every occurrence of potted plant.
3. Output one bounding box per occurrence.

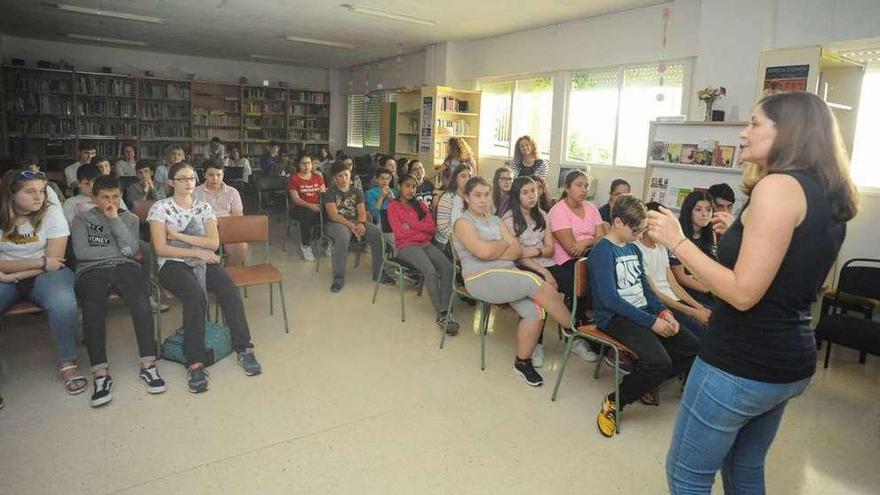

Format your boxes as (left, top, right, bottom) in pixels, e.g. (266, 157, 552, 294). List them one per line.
(697, 86, 726, 121)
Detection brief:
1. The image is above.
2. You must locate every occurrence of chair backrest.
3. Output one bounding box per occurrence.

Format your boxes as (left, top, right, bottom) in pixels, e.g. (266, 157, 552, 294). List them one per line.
(572, 257, 592, 328)
(217, 215, 269, 245)
(836, 258, 880, 301)
(258, 176, 288, 192)
(132, 199, 156, 223)
(224, 167, 244, 181)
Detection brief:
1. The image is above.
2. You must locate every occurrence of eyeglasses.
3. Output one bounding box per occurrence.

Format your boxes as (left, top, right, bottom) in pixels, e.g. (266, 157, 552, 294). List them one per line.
(172, 176, 197, 183)
(15, 170, 46, 182)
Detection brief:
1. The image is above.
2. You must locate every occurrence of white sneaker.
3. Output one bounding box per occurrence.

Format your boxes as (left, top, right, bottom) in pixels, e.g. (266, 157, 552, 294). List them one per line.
(301, 245, 315, 261)
(531, 344, 544, 368)
(571, 340, 599, 362)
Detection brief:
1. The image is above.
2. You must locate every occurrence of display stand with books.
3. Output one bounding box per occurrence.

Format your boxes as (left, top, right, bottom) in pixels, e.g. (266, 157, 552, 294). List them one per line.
(644, 120, 748, 212)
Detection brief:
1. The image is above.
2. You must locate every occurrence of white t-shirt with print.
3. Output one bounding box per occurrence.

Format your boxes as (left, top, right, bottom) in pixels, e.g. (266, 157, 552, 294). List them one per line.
(635, 240, 677, 300)
(146, 197, 215, 268)
(0, 206, 69, 261)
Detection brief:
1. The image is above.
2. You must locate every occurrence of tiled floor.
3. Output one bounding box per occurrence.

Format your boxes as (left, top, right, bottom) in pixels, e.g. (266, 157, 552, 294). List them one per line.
(1, 236, 878, 494)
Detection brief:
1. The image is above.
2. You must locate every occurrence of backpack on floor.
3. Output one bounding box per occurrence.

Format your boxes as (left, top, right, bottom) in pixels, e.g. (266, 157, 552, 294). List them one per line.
(161, 320, 232, 366)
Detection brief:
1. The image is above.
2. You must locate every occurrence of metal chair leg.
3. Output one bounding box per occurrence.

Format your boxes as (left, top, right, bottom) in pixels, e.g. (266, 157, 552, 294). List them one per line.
(277, 282, 290, 334)
(398, 265, 405, 322)
(371, 260, 384, 305)
(269, 283, 274, 315)
(613, 347, 621, 434)
(824, 341, 832, 368)
(594, 344, 606, 379)
(551, 335, 576, 401)
(479, 303, 490, 370)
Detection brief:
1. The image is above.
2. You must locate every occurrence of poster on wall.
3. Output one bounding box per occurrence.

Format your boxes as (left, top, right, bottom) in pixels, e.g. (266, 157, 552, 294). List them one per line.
(763, 64, 809, 96)
(419, 96, 433, 154)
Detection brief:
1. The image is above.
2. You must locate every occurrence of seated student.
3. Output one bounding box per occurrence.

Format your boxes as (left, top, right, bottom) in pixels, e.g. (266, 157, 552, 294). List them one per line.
(387, 174, 459, 335)
(547, 170, 608, 362)
(492, 166, 514, 217)
(636, 202, 711, 340)
(0, 169, 83, 395)
(670, 191, 717, 307)
(323, 160, 383, 293)
(64, 144, 96, 188)
(598, 179, 631, 224)
(155, 146, 185, 196)
(193, 160, 247, 267)
(115, 144, 138, 177)
(148, 162, 262, 394)
(127, 160, 166, 205)
(452, 176, 575, 387)
(532, 176, 552, 212)
(433, 164, 472, 256)
(407, 160, 436, 210)
(339, 155, 364, 192)
(63, 163, 129, 225)
(707, 183, 735, 215)
(588, 194, 699, 438)
(71, 175, 165, 407)
(21, 156, 65, 201)
(288, 153, 326, 261)
(501, 176, 559, 368)
(227, 146, 252, 184)
(365, 168, 397, 225)
(437, 137, 477, 189)
(375, 155, 398, 188)
(91, 156, 113, 177)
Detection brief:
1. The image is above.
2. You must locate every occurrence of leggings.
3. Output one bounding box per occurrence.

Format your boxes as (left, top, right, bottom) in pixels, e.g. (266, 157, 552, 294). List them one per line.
(463, 268, 544, 320)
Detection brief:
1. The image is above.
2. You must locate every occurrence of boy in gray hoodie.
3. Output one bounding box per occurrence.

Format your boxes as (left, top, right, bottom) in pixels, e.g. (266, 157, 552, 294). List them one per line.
(72, 175, 166, 407)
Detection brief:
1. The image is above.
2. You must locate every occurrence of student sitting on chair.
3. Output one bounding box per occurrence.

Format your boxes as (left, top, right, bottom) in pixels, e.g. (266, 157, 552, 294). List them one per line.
(588, 194, 698, 438)
(72, 175, 165, 407)
(433, 164, 472, 257)
(669, 191, 717, 307)
(63, 163, 130, 225)
(92, 156, 113, 177)
(127, 160, 166, 205)
(288, 153, 326, 262)
(598, 179, 631, 224)
(193, 159, 247, 267)
(387, 174, 458, 335)
(452, 176, 575, 387)
(323, 160, 383, 293)
(406, 160, 436, 210)
(365, 168, 397, 225)
(0, 169, 83, 396)
(148, 162, 262, 394)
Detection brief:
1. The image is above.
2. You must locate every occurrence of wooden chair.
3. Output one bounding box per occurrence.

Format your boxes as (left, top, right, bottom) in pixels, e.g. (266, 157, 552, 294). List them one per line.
(550, 257, 639, 434)
(217, 215, 290, 334)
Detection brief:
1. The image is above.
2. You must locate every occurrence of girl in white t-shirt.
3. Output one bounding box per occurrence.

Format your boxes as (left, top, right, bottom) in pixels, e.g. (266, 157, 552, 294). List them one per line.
(148, 162, 261, 394)
(0, 169, 84, 396)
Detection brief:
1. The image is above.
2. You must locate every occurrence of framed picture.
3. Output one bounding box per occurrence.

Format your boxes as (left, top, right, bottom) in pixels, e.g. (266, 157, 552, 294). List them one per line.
(714, 145, 736, 167)
(679, 144, 697, 164)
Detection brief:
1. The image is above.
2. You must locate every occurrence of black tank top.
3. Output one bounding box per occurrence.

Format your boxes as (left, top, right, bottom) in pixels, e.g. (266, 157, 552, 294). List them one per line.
(700, 172, 846, 383)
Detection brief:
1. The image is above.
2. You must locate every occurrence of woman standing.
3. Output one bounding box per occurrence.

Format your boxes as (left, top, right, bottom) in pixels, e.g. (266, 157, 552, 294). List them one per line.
(506, 135, 548, 180)
(654, 92, 857, 493)
(0, 169, 83, 395)
(492, 166, 514, 217)
(387, 175, 458, 335)
(148, 162, 262, 394)
(437, 137, 476, 189)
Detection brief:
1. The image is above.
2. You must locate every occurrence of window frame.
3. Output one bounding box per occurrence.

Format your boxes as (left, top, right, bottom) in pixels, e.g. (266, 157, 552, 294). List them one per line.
(347, 94, 365, 148)
(478, 73, 554, 160)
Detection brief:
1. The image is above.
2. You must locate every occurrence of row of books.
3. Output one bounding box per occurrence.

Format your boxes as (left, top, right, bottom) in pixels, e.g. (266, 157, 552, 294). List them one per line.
(75, 76, 135, 97)
(647, 176, 711, 209)
(77, 100, 136, 118)
(290, 91, 328, 104)
(289, 130, 328, 141)
(244, 88, 285, 100)
(141, 81, 191, 100)
(77, 121, 137, 136)
(245, 116, 286, 128)
(193, 109, 238, 127)
(9, 76, 72, 94)
(8, 139, 76, 158)
(437, 118, 472, 135)
(139, 103, 190, 120)
(289, 117, 326, 129)
(650, 140, 738, 168)
(193, 128, 241, 140)
(438, 96, 469, 113)
(9, 94, 75, 115)
(139, 123, 190, 138)
(10, 118, 74, 135)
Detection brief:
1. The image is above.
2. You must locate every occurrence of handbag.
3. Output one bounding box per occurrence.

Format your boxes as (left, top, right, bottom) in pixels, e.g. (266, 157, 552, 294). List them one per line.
(160, 320, 232, 366)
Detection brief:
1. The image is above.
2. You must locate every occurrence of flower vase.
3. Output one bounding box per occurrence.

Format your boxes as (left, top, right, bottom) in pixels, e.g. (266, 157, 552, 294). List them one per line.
(703, 100, 714, 122)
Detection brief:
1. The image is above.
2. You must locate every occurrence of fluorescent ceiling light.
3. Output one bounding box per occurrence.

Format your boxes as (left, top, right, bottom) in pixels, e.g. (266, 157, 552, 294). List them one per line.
(66, 33, 149, 47)
(56, 4, 165, 24)
(249, 54, 302, 64)
(285, 35, 355, 49)
(343, 4, 436, 27)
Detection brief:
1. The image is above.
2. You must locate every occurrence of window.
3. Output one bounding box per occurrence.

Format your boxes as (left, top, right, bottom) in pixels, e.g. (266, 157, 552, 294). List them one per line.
(347, 94, 365, 148)
(850, 67, 880, 188)
(363, 96, 382, 148)
(479, 76, 553, 158)
(567, 63, 686, 166)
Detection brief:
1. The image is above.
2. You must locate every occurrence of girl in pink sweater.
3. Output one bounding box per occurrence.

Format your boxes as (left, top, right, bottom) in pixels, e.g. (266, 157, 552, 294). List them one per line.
(387, 175, 459, 335)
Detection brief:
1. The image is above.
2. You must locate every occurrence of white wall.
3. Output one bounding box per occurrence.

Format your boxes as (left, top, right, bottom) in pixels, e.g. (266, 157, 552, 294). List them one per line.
(0, 35, 328, 89)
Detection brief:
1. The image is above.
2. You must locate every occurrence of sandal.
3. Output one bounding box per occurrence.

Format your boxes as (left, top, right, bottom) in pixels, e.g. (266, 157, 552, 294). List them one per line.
(60, 365, 88, 395)
(640, 390, 660, 407)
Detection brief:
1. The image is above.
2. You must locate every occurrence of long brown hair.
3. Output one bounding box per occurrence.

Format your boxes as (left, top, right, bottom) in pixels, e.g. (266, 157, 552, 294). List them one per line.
(0, 169, 50, 234)
(512, 135, 538, 163)
(749, 91, 858, 221)
(447, 137, 473, 162)
(492, 166, 513, 209)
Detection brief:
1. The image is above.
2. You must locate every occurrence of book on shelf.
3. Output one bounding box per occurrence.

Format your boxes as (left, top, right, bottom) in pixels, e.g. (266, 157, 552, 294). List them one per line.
(714, 145, 736, 167)
(679, 144, 697, 164)
(694, 140, 718, 166)
(666, 143, 682, 163)
(676, 188, 693, 208)
(438, 96, 469, 113)
(650, 141, 668, 161)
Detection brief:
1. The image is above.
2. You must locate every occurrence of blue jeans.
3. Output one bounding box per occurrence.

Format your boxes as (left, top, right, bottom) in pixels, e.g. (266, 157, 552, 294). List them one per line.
(666, 357, 811, 494)
(0, 268, 79, 362)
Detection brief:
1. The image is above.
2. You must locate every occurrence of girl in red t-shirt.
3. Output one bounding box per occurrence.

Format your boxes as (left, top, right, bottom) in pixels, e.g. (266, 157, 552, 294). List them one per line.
(288, 154, 326, 261)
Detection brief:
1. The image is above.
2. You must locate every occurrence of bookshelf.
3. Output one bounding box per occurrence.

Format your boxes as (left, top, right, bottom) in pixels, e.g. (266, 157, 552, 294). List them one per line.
(643, 120, 748, 212)
(2, 64, 331, 168)
(393, 86, 481, 180)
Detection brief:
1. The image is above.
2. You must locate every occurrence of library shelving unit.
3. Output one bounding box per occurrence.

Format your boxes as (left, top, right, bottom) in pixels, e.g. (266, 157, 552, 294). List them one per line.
(1, 64, 331, 170)
(393, 85, 481, 179)
(643, 120, 748, 213)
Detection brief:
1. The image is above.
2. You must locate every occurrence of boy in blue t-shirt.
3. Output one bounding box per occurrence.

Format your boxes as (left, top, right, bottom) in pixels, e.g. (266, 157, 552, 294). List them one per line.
(588, 194, 699, 438)
(365, 168, 398, 226)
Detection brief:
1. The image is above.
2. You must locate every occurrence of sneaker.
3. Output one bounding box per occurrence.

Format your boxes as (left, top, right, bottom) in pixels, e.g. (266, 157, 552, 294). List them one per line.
(324, 244, 332, 257)
(237, 350, 263, 376)
(330, 278, 344, 293)
(90, 374, 113, 407)
(531, 344, 545, 368)
(436, 313, 460, 336)
(139, 365, 167, 394)
(597, 394, 617, 438)
(301, 245, 315, 261)
(187, 366, 209, 394)
(571, 339, 600, 362)
(514, 358, 544, 387)
(603, 350, 635, 376)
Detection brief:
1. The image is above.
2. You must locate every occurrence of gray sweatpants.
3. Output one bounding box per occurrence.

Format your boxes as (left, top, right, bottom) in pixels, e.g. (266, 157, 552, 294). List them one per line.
(327, 221, 383, 282)
(397, 243, 454, 317)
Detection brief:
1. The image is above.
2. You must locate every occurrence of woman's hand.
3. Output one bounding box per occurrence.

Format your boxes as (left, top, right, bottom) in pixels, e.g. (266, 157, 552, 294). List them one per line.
(196, 249, 221, 264)
(540, 269, 557, 289)
(711, 211, 735, 237)
(166, 224, 180, 241)
(651, 318, 675, 337)
(659, 309, 680, 333)
(647, 206, 687, 249)
(0, 271, 16, 283)
(44, 256, 66, 272)
(693, 307, 711, 326)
